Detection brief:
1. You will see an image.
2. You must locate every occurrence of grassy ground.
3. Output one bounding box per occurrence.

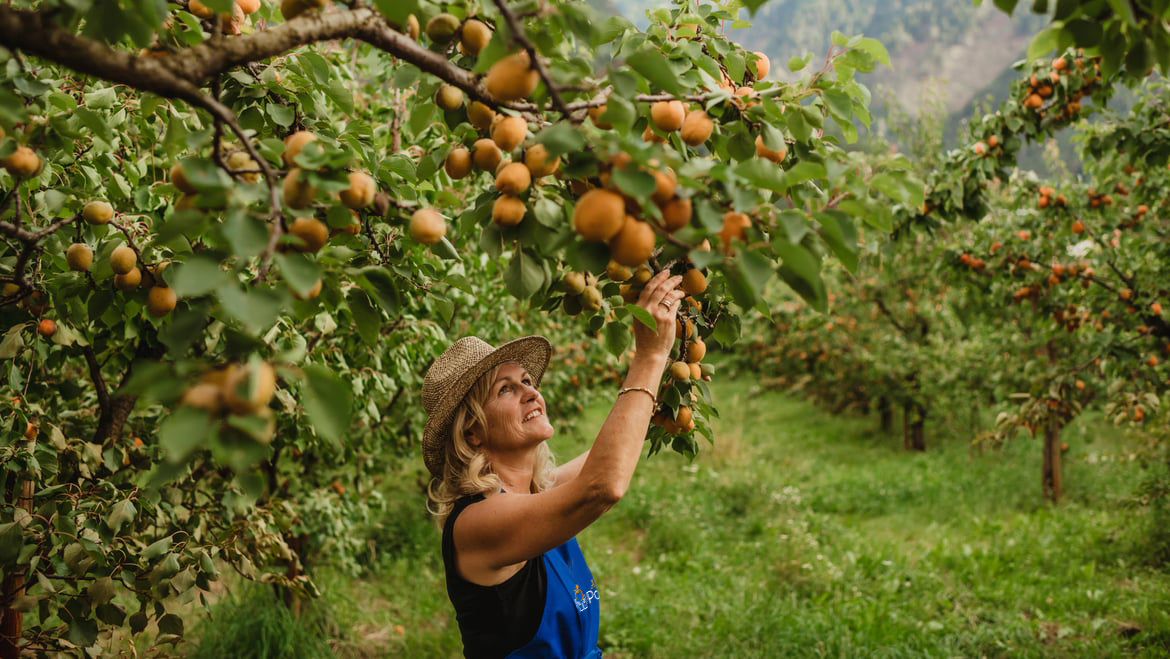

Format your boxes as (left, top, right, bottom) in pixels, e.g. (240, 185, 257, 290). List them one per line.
(200, 378, 1170, 657)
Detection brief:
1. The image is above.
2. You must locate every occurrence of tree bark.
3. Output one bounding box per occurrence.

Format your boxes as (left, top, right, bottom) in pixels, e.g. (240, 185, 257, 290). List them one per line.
(902, 401, 926, 451)
(1042, 415, 1063, 502)
(878, 396, 893, 433)
(0, 477, 34, 658)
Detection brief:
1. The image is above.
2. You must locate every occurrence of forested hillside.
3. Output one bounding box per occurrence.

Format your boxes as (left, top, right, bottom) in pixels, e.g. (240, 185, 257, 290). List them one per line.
(614, 1, 1050, 148)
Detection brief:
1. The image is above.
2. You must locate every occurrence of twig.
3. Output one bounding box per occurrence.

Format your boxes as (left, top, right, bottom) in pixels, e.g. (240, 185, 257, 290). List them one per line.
(82, 345, 111, 414)
(491, 0, 573, 118)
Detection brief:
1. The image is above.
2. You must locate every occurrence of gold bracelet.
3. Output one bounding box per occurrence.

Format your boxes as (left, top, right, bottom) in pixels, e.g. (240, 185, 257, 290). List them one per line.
(618, 386, 657, 404)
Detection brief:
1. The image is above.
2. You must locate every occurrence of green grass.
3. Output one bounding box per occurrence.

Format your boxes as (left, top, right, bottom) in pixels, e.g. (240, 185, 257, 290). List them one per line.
(197, 379, 1170, 657)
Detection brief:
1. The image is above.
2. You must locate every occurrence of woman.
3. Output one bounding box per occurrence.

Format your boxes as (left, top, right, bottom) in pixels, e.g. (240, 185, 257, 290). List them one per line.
(421, 268, 686, 658)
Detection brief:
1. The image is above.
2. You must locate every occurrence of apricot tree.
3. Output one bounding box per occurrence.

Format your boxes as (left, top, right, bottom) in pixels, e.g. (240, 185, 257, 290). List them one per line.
(0, 0, 907, 651)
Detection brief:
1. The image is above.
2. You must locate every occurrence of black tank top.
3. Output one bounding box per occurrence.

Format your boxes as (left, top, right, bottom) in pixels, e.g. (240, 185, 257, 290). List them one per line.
(442, 494, 547, 658)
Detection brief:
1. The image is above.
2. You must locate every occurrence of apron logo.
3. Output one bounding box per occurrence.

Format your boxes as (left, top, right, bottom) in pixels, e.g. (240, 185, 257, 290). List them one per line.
(573, 580, 600, 612)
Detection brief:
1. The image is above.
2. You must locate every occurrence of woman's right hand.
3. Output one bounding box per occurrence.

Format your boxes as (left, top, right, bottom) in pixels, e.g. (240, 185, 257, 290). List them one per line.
(632, 268, 685, 363)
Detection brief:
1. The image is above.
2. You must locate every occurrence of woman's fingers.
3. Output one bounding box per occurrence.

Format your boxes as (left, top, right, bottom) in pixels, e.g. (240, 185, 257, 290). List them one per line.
(640, 273, 683, 308)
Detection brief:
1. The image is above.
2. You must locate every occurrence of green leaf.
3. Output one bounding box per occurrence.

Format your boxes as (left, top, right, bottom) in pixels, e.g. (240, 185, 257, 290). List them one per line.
(159, 407, 213, 464)
(788, 54, 811, 72)
(347, 291, 382, 347)
(627, 46, 683, 94)
(216, 285, 282, 335)
(785, 161, 826, 187)
(742, 0, 768, 16)
(1065, 19, 1103, 47)
(373, 0, 419, 25)
(157, 613, 184, 636)
(603, 320, 630, 357)
(0, 523, 23, 565)
(815, 211, 859, 273)
(274, 253, 321, 298)
(612, 166, 657, 199)
(142, 537, 172, 562)
(505, 249, 545, 299)
(624, 304, 656, 331)
(170, 255, 229, 298)
(853, 37, 891, 69)
(266, 102, 294, 128)
(1028, 25, 1062, 61)
(106, 499, 136, 535)
(535, 123, 585, 159)
(734, 159, 787, 194)
(774, 242, 826, 312)
(303, 365, 353, 447)
(993, 0, 1019, 15)
(356, 267, 401, 313)
(68, 616, 99, 648)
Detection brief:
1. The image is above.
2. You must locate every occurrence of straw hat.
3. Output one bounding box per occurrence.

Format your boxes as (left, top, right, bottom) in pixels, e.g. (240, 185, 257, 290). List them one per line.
(422, 335, 552, 478)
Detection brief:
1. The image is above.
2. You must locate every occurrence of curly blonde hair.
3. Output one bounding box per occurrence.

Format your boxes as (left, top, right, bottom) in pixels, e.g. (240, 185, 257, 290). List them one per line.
(426, 363, 557, 527)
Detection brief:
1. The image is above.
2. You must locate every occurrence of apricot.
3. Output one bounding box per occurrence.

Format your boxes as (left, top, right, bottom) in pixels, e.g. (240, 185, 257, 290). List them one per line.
(3, 147, 39, 178)
(410, 208, 447, 244)
(651, 168, 677, 205)
(572, 189, 625, 242)
(485, 51, 539, 101)
(66, 243, 93, 272)
(492, 195, 526, 227)
(293, 279, 323, 301)
(490, 115, 527, 152)
(83, 201, 114, 225)
(588, 104, 612, 129)
(435, 84, 464, 111)
(650, 100, 685, 132)
(282, 169, 316, 209)
(426, 13, 460, 43)
(37, 318, 56, 338)
(750, 52, 770, 79)
(608, 215, 655, 267)
(669, 361, 691, 381)
(110, 246, 137, 275)
(445, 147, 473, 179)
(524, 144, 560, 178)
(472, 139, 503, 171)
(495, 162, 532, 196)
(460, 19, 491, 56)
(114, 267, 142, 291)
(146, 286, 177, 317)
(223, 362, 277, 414)
(681, 110, 714, 146)
(282, 131, 317, 168)
(755, 135, 786, 163)
(681, 269, 707, 295)
(289, 217, 328, 252)
(686, 339, 706, 363)
(660, 197, 692, 232)
(170, 162, 197, 194)
(467, 101, 496, 132)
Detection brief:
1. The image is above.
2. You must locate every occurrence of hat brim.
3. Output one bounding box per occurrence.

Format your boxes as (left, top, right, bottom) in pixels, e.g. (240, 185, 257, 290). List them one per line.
(423, 335, 552, 478)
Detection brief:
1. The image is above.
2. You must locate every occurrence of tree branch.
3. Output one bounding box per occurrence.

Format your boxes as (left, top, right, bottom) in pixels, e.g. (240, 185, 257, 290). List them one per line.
(491, 0, 572, 118)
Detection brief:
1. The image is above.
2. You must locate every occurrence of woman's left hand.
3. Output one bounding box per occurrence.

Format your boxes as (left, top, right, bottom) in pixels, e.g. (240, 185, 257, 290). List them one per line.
(632, 268, 685, 363)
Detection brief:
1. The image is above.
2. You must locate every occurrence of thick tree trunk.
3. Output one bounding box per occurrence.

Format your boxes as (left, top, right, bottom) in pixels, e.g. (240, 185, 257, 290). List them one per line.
(0, 478, 34, 658)
(280, 534, 307, 618)
(1042, 416, 1063, 502)
(878, 396, 893, 433)
(902, 402, 926, 452)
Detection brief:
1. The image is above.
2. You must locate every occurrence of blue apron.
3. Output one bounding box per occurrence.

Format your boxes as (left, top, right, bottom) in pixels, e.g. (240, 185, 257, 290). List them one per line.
(506, 537, 602, 658)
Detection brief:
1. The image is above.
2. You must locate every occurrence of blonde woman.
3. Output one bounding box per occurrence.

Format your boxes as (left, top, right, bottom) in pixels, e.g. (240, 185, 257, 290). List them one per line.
(422, 268, 685, 658)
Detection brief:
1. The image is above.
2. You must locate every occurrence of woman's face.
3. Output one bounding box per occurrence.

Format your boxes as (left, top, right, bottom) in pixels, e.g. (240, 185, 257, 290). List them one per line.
(475, 361, 554, 455)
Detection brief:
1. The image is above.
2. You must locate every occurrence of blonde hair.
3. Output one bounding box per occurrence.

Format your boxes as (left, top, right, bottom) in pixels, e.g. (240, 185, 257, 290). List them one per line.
(426, 363, 556, 527)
